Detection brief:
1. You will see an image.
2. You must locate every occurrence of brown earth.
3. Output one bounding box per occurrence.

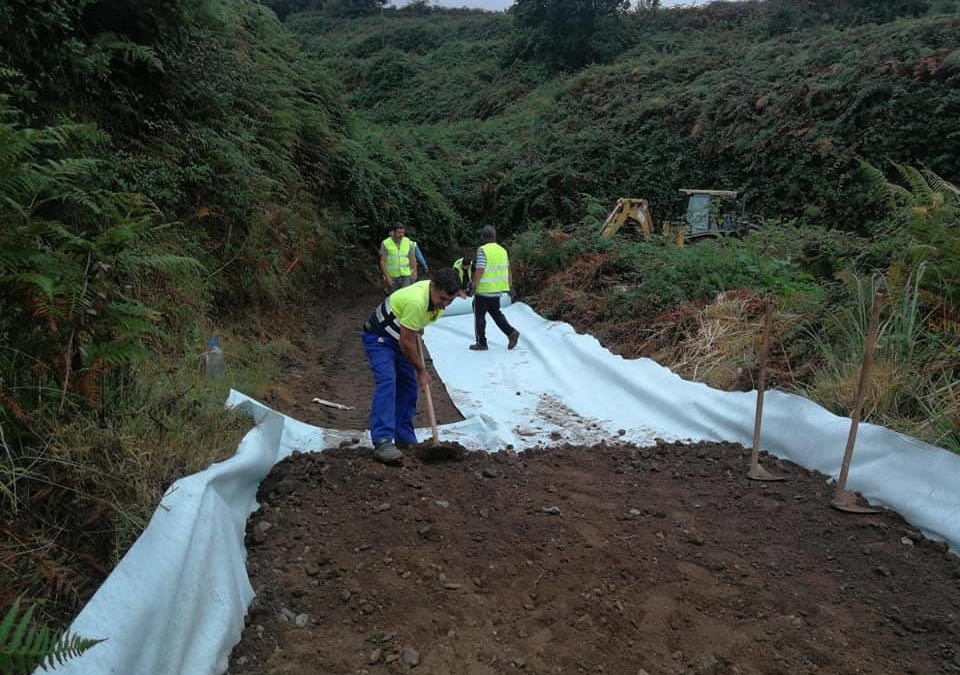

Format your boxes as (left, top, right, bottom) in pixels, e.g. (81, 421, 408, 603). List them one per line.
(230, 442, 960, 675)
(258, 292, 463, 430)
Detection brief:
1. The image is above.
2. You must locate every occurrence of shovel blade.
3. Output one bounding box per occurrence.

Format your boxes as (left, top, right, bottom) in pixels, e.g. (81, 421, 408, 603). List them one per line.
(413, 443, 463, 462)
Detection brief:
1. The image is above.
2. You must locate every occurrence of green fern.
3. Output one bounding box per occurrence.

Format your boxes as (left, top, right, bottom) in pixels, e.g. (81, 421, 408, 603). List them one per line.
(0, 600, 104, 674)
(893, 162, 937, 210)
(93, 34, 165, 72)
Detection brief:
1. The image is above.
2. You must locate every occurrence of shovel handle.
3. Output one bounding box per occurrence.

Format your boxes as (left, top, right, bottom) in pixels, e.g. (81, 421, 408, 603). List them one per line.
(416, 336, 439, 444)
(835, 291, 884, 496)
(750, 299, 773, 468)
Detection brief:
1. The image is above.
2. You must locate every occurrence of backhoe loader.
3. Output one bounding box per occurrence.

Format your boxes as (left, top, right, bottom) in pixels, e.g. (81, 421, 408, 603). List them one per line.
(599, 198, 683, 243)
(599, 190, 758, 244)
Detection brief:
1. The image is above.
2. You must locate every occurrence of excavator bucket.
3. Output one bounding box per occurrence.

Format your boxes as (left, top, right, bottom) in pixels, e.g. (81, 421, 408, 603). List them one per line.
(600, 198, 652, 239)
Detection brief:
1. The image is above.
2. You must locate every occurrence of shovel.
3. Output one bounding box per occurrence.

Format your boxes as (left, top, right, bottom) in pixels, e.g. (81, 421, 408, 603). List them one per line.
(414, 335, 461, 461)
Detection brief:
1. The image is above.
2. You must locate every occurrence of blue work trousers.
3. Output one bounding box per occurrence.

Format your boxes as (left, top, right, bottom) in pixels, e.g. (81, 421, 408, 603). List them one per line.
(361, 332, 418, 446)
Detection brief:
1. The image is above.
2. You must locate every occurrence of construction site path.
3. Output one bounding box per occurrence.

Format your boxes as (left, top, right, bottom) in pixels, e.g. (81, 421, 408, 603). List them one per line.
(232, 297, 960, 675)
(260, 291, 462, 431)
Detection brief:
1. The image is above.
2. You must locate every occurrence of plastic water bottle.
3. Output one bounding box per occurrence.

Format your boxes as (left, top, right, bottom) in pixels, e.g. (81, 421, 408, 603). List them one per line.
(202, 337, 226, 380)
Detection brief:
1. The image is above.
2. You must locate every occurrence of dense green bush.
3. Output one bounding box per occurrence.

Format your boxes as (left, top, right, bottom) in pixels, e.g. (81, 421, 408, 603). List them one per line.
(0, 0, 466, 621)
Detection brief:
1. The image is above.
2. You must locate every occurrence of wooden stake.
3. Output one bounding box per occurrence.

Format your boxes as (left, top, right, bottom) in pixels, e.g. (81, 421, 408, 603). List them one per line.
(416, 335, 439, 444)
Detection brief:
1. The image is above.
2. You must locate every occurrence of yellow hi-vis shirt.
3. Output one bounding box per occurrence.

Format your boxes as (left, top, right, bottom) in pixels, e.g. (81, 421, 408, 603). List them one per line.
(453, 257, 472, 289)
(367, 280, 443, 340)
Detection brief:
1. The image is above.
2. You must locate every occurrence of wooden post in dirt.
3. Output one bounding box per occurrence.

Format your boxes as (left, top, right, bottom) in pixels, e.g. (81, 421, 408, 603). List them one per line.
(831, 291, 884, 513)
(747, 299, 786, 482)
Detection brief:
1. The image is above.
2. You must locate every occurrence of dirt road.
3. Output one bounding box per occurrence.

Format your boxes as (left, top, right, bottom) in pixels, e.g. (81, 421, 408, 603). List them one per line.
(231, 442, 959, 675)
(229, 294, 959, 674)
(260, 292, 462, 430)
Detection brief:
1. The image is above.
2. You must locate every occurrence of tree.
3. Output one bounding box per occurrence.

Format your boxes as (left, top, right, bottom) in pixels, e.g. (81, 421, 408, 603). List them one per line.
(318, 0, 388, 17)
(507, 0, 629, 70)
(262, 0, 316, 21)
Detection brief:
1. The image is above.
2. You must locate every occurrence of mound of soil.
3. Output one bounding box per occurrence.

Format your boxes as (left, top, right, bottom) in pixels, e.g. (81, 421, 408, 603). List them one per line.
(230, 441, 960, 675)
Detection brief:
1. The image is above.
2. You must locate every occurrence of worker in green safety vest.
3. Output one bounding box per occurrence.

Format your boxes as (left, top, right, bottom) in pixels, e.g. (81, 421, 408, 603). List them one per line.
(469, 226, 520, 351)
(452, 253, 473, 297)
(379, 224, 417, 294)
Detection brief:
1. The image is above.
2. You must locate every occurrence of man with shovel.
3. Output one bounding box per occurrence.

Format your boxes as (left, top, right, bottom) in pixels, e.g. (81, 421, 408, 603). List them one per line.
(362, 268, 461, 463)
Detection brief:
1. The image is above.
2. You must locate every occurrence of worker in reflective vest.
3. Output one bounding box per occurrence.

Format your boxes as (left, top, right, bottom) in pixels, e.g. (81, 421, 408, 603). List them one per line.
(361, 269, 461, 463)
(469, 226, 520, 351)
(379, 224, 417, 293)
(452, 254, 473, 297)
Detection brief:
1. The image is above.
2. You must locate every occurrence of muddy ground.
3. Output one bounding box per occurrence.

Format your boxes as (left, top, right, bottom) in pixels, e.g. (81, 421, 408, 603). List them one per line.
(230, 442, 960, 675)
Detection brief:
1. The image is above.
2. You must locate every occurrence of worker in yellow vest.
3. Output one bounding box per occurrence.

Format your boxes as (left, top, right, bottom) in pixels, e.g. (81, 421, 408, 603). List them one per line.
(469, 226, 519, 351)
(362, 269, 461, 463)
(452, 253, 473, 297)
(379, 224, 417, 293)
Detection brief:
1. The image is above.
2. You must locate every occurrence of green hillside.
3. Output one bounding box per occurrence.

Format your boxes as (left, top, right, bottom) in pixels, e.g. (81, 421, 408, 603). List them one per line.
(289, 2, 960, 232)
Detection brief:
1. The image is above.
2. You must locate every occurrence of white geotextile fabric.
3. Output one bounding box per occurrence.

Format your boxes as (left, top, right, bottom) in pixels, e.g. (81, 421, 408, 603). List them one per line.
(48, 299, 960, 675)
(424, 300, 960, 550)
(46, 395, 323, 675)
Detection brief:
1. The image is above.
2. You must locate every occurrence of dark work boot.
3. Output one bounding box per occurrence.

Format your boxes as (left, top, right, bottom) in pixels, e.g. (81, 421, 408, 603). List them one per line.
(469, 343, 488, 351)
(373, 440, 402, 464)
(507, 331, 520, 350)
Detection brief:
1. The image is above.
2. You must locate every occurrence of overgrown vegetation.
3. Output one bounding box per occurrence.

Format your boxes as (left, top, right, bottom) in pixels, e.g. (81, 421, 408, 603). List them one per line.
(508, 164, 959, 450)
(0, 0, 462, 623)
(291, 0, 959, 233)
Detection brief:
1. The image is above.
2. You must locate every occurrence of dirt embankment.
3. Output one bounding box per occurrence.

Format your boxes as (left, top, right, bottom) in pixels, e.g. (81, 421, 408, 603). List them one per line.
(231, 442, 960, 675)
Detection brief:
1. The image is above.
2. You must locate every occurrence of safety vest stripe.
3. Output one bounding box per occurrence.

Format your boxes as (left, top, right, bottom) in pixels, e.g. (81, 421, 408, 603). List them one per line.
(368, 299, 401, 340)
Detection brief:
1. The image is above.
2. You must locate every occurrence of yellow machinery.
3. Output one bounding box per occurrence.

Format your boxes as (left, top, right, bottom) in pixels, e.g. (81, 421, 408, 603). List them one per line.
(600, 190, 757, 244)
(678, 189, 757, 243)
(600, 198, 678, 241)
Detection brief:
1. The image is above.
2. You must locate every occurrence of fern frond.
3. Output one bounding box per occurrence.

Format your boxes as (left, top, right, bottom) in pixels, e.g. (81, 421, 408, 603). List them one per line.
(922, 169, 960, 202)
(892, 162, 936, 208)
(3, 272, 57, 300)
(860, 160, 899, 212)
(0, 600, 104, 673)
(126, 253, 205, 276)
(83, 338, 149, 368)
(40, 158, 101, 180)
(94, 34, 165, 72)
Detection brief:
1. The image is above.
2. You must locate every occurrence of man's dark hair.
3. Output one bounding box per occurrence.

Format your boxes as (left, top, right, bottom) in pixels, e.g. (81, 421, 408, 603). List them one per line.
(480, 226, 496, 243)
(391, 223, 405, 232)
(460, 247, 474, 265)
(432, 268, 461, 295)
